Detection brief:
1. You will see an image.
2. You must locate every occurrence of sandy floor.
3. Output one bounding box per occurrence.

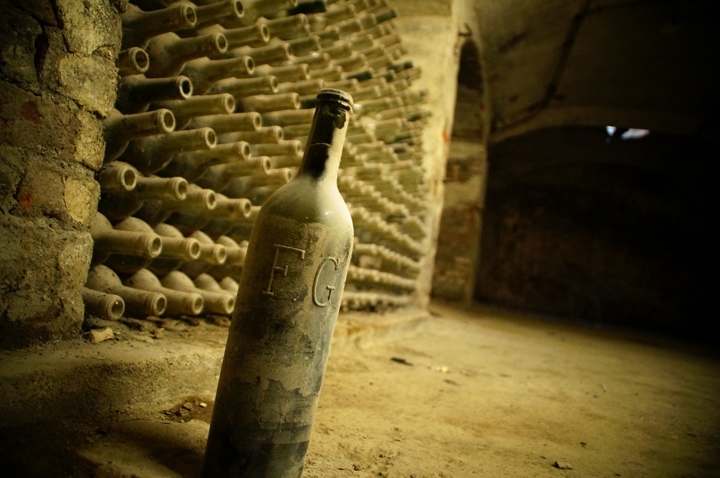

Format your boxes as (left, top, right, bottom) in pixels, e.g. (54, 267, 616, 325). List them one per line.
(303, 303, 720, 478)
(5, 302, 720, 477)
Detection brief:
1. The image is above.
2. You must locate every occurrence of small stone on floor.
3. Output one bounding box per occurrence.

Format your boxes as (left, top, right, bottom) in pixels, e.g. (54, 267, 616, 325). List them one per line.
(87, 327, 114, 343)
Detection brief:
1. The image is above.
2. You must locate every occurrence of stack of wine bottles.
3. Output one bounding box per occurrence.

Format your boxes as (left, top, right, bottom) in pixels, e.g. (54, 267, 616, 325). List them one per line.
(83, 0, 432, 322)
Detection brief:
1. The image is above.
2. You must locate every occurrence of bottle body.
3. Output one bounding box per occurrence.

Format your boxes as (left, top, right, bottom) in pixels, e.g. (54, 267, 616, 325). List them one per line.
(204, 181, 353, 477)
(203, 89, 354, 478)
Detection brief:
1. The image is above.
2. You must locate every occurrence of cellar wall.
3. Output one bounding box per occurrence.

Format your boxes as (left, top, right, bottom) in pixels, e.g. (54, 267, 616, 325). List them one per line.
(0, 0, 122, 349)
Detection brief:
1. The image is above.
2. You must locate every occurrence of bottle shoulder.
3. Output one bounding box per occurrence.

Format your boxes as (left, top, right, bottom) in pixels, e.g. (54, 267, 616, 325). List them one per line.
(258, 176, 353, 230)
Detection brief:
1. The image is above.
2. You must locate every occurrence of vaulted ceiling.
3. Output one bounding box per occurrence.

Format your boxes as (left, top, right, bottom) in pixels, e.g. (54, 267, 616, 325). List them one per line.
(471, 0, 720, 141)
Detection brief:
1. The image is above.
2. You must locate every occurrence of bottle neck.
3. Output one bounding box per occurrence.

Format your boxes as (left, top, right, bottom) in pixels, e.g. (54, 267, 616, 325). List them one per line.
(298, 101, 350, 183)
(299, 143, 341, 183)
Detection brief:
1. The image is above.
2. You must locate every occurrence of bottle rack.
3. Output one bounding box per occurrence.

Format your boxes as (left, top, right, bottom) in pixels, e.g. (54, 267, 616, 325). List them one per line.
(84, 0, 432, 322)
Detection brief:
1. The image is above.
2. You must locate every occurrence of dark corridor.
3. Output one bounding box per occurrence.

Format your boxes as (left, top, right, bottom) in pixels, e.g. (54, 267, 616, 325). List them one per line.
(477, 126, 714, 336)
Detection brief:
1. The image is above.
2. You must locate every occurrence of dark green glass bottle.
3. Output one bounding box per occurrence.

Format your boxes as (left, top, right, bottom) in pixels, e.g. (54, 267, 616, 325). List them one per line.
(203, 89, 354, 478)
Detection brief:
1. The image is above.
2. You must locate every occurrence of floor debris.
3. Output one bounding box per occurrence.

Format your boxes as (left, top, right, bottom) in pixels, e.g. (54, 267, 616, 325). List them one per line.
(87, 327, 114, 344)
(391, 357, 413, 366)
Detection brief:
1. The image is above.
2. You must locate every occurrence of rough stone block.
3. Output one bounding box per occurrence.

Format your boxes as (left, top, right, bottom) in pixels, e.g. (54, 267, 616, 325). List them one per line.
(12, 154, 99, 225)
(57, 231, 94, 287)
(0, 215, 92, 349)
(54, 0, 122, 57)
(0, 4, 42, 93)
(75, 110, 105, 170)
(14, 159, 68, 220)
(57, 230, 94, 324)
(7, 0, 59, 27)
(0, 79, 107, 166)
(59, 54, 118, 116)
(0, 80, 77, 161)
(36, 26, 67, 92)
(63, 176, 100, 226)
(0, 145, 24, 214)
(86, 326, 114, 343)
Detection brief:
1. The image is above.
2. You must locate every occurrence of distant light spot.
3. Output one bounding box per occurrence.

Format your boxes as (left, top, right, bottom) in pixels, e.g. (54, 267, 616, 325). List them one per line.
(605, 126, 650, 143)
(621, 128, 650, 140)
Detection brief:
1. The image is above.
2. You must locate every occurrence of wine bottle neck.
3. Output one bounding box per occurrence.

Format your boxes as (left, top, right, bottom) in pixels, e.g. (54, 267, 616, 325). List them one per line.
(299, 143, 341, 182)
(298, 91, 353, 182)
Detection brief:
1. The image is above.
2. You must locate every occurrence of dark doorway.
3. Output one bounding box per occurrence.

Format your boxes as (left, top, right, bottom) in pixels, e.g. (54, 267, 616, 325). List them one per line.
(476, 126, 713, 336)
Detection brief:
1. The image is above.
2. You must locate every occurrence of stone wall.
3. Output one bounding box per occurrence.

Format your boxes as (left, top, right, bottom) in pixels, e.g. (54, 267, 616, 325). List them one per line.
(0, 0, 121, 348)
(432, 39, 489, 302)
(476, 126, 714, 335)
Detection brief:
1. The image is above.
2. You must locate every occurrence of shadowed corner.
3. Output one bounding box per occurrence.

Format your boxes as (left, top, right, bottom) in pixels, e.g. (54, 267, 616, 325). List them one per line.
(0, 392, 216, 478)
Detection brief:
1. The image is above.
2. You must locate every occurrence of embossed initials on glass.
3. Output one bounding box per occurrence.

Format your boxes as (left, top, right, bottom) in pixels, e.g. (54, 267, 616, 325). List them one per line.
(313, 256, 339, 307)
(263, 243, 342, 308)
(263, 243, 306, 295)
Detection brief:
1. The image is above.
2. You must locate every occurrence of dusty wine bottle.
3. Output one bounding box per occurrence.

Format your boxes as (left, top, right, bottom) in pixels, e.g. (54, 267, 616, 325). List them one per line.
(120, 3, 197, 50)
(202, 89, 355, 477)
(115, 74, 193, 114)
(117, 48, 150, 77)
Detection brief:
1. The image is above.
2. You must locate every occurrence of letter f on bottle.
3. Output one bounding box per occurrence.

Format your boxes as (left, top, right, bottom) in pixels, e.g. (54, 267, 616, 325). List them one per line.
(263, 244, 306, 296)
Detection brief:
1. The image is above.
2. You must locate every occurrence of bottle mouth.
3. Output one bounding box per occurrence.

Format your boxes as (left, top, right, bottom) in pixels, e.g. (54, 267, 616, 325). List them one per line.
(186, 239, 201, 260)
(105, 296, 125, 320)
(239, 199, 253, 217)
(287, 93, 301, 109)
(269, 126, 283, 142)
(223, 296, 235, 315)
(213, 246, 227, 265)
(173, 179, 189, 200)
(290, 141, 303, 155)
(120, 167, 137, 191)
(182, 5, 197, 26)
(222, 94, 235, 114)
(243, 56, 255, 74)
(147, 236, 163, 258)
(298, 64, 310, 80)
(190, 296, 204, 316)
(177, 77, 193, 99)
(155, 109, 176, 133)
(204, 129, 218, 148)
(131, 48, 149, 73)
(238, 142, 251, 158)
(268, 76, 279, 93)
(215, 34, 229, 54)
(153, 295, 168, 316)
(204, 190, 217, 210)
(259, 158, 271, 174)
(318, 88, 354, 110)
(231, 0, 243, 18)
(280, 43, 292, 60)
(247, 113, 261, 130)
(257, 24, 270, 43)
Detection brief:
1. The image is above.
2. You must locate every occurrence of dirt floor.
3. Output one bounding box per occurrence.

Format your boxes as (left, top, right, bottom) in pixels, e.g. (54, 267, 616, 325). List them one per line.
(303, 303, 720, 478)
(3, 302, 720, 477)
